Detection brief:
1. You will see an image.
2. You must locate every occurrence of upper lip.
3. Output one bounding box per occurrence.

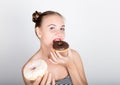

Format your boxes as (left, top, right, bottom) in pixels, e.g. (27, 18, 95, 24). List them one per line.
(53, 38, 62, 42)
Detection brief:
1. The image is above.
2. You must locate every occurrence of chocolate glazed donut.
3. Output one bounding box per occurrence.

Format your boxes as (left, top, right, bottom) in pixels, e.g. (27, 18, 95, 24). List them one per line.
(53, 41, 69, 56)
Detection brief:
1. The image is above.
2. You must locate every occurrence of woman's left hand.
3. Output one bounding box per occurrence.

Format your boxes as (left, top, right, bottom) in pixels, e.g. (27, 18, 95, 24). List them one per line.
(50, 49, 74, 66)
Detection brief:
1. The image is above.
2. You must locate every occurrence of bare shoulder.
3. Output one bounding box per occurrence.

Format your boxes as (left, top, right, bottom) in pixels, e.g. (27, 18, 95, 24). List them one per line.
(21, 55, 34, 76)
(21, 57, 33, 84)
(70, 49, 83, 64)
(22, 52, 40, 71)
(21, 52, 41, 84)
(71, 49, 82, 59)
(71, 49, 79, 55)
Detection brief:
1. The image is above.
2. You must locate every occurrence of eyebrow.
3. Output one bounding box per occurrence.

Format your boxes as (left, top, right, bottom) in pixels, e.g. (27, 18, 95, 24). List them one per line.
(48, 24, 65, 27)
(61, 25, 65, 27)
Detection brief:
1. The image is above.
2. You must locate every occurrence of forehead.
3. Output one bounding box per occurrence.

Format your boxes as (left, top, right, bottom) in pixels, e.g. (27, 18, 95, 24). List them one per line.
(41, 15, 64, 26)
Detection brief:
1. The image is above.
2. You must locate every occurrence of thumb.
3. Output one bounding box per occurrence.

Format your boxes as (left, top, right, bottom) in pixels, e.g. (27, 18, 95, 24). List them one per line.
(68, 48, 72, 57)
(33, 76, 42, 85)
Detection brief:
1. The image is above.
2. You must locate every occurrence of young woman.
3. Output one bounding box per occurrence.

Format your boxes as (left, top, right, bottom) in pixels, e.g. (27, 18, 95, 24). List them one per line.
(22, 11, 88, 85)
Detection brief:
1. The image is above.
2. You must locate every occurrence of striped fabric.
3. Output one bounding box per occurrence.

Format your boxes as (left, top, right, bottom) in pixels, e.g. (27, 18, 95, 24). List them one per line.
(55, 75, 72, 85)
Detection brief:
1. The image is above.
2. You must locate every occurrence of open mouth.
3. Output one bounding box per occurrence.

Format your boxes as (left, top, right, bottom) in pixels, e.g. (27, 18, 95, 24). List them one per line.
(53, 38, 62, 42)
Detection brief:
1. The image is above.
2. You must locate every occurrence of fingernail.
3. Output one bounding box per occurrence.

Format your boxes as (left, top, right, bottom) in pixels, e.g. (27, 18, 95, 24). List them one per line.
(49, 72, 51, 77)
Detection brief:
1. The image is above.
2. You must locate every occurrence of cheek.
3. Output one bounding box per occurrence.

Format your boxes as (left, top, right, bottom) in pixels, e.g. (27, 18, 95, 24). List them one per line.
(62, 33, 65, 39)
(42, 33, 53, 43)
(44, 33, 53, 39)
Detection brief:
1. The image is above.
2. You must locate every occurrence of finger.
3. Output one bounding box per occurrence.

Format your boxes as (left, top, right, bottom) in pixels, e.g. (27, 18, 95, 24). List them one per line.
(51, 50, 58, 59)
(50, 52, 58, 62)
(50, 51, 60, 63)
(52, 77, 55, 85)
(50, 53, 58, 64)
(40, 72, 48, 85)
(68, 48, 72, 57)
(49, 58, 58, 64)
(46, 73, 52, 85)
(55, 51, 63, 59)
(33, 76, 42, 85)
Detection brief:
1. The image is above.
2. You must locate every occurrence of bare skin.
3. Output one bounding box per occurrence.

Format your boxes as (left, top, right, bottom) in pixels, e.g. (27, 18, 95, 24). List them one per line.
(22, 15, 88, 85)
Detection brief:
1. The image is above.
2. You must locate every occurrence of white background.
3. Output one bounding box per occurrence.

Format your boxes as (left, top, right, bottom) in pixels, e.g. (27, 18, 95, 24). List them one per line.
(0, 0, 120, 85)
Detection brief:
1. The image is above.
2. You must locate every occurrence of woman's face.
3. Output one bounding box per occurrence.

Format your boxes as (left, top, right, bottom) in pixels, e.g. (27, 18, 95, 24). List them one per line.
(40, 15, 65, 48)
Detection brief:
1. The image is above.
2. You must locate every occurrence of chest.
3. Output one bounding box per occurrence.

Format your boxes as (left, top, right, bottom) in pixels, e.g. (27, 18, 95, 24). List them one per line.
(47, 62, 68, 81)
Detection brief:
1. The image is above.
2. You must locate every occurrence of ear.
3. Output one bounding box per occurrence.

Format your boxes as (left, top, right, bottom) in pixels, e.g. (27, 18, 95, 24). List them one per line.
(35, 27, 42, 38)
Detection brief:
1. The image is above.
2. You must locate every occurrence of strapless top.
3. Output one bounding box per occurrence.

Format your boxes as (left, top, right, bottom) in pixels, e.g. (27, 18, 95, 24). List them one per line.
(55, 75, 72, 85)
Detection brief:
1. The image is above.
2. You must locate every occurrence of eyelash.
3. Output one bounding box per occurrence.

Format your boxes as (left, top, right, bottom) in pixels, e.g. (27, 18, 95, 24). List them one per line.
(49, 27, 65, 31)
(60, 28, 65, 31)
(50, 27, 55, 30)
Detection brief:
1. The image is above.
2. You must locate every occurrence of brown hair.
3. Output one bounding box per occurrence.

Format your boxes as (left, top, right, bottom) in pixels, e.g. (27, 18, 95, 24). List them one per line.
(32, 11, 63, 27)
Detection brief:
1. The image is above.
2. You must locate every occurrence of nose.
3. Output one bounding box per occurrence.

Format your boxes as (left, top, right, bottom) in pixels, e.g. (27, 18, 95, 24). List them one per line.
(55, 30, 64, 38)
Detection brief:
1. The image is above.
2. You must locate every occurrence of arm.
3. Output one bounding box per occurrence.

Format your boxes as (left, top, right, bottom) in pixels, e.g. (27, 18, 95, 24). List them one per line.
(66, 49, 88, 85)
(50, 49, 88, 85)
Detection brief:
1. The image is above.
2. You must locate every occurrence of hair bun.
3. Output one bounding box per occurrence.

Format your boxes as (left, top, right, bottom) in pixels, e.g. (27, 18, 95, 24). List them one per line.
(32, 11, 42, 23)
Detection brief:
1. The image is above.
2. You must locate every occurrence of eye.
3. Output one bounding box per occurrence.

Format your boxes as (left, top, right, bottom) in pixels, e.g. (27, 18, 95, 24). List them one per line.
(50, 27, 55, 30)
(60, 28, 65, 31)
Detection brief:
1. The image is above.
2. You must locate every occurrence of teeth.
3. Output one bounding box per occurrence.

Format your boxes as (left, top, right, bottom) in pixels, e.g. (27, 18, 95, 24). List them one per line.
(54, 38, 61, 41)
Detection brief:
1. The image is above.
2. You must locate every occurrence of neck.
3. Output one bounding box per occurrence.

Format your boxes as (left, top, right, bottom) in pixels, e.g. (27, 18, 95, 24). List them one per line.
(39, 43, 51, 59)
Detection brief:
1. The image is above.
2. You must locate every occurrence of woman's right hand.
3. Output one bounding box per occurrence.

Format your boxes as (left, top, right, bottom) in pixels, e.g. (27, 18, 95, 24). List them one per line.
(32, 72, 55, 85)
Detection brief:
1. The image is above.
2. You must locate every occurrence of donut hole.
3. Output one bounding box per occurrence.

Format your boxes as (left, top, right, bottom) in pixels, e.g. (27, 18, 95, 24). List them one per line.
(53, 40, 69, 57)
(31, 67, 36, 71)
(58, 41, 63, 46)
